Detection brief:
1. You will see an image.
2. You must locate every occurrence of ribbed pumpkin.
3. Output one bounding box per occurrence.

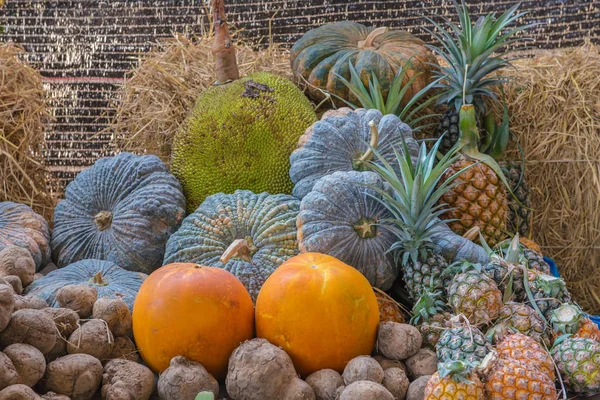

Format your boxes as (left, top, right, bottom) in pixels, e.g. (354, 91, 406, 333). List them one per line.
(0, 202, 51, 271)
(51, 152, 186, 273)
(290, 21, 438, 106)
(132, 263, 254, 379)
(24, 259, 146, 311)
(297, 170, 398, 290)
(290, 108, 418, 199)
(255, 252, 380, 377)
(163, 190, 300, 301)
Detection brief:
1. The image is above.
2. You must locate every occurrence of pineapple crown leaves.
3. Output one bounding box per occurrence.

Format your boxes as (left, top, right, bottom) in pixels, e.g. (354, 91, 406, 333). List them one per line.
(364, 133, 474, 266)
(332, 60, 442, 132)
(438, 360, 477, 384)
(423, 0, 536, 111)
(410, 289, 449, 325)
(532, 274, 567, 298)
(440, 259, 483, 280)
(550, 303, 585, 334)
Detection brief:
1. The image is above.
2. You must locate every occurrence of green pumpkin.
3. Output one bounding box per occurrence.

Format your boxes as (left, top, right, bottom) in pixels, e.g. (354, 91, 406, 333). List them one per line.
(290, 21, 438, 106)
(163, 190, 300, 301)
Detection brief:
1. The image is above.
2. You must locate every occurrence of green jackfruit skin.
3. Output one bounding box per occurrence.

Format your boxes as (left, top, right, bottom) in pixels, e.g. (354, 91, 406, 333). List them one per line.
(171, 72, 317, 213)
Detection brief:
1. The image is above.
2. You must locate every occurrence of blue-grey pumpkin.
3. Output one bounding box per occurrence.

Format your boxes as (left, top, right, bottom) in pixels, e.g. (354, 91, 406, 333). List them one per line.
(24, 259, 146, 311)
(163, 190, 300, 301)
(289, 108, 419, 199)
(51, 152, 186, 273)
(0, 202, 51, 271)
(297, 170, 399, 290)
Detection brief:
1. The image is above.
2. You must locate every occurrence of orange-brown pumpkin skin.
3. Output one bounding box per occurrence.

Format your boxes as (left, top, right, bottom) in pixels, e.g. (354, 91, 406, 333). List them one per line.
(255, 252, 380, 377)
(132, 263, 254, 379)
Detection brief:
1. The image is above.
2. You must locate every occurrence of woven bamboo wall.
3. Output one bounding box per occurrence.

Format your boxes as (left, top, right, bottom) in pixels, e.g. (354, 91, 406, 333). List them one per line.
(0, 0, 599, 193)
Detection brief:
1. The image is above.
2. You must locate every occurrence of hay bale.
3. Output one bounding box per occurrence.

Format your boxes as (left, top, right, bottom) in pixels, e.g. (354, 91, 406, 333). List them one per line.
(110, 33, 293, 163)
(0, 43, 54, 220)
(500, 43, 600, 314)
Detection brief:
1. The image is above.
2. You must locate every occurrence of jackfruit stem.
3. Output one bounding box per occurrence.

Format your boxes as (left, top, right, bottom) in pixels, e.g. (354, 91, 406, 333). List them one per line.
(212, 0, 239, 83)
(358, 120, 379, 165)
(358, 27, 389, 48)
(220, 239, 253, 264)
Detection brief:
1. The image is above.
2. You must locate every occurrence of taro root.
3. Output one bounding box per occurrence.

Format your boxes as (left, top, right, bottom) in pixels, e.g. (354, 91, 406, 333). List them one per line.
(0, 309, 56, 354)
(158, 356, 219, 399)
(66, 319, 114, 361)
(92, 297, 132, 337)
(377, 322, 422, 361)
(0, 352, 19, 390)
(342, 356, 384, 385)
(0, 246, 35, 287)
(40, 354, 103, 400)
(0, 282, 15, 331)
(3, 343, 46, 387)
(0, 383, 41, 399)
(101, 359, 155, 400)
(107, 336, 140, 363)
(339, 381, 394, 400)
(382, 368, 409, 400)
(56, 285, 97, 318)
(13, 294, 48, 311)
(306, 369, 344, 400)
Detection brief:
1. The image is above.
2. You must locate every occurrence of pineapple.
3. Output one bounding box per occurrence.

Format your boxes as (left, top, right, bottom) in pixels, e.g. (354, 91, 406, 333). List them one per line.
(497, 302, 547, 344)
(375, 289, 406, 323)
(446, 263, 502, 326)
(424, 360, 484, 400)
(551, 336, 600, 394)
(436, 325, 492, 365)
(496, 332, 555, 380)
(527, 273, 571, 321)
(369, 137, 459, 300)
(479, 351, 558, 400)
(428, 1, 532, 153)
(500, 160, 532, 236)
(523, 249, 550, 274)
(551, 303, 600, 342)
(410, 290, 453, 348)
(485, 323, 515, 345)
(520, 236, 542, 254)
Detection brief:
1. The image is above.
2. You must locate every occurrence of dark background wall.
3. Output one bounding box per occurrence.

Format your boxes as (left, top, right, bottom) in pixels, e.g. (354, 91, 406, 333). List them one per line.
(1, 0, 599, 191)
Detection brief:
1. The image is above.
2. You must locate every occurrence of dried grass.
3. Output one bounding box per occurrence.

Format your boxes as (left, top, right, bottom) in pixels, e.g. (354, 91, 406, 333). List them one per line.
(110, 31, 293, 163)
(0, 43, 54, 220)
(500, 42, 600, 314)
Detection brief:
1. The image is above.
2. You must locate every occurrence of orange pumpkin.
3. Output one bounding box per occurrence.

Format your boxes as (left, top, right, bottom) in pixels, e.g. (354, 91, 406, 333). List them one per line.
(255, 252, 380, 377)
(132, 263, 254, 379)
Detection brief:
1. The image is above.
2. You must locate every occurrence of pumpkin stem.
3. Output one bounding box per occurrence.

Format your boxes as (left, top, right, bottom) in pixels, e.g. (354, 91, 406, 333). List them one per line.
(358, 26, 389, 48)
(462, 226, 480, 242)
(354, 120, 379, 170)
(212, 0, 240, 83)
(89, 271, 108, 286)
(94, 211, 113, 231)
(220, 239, 253, 264)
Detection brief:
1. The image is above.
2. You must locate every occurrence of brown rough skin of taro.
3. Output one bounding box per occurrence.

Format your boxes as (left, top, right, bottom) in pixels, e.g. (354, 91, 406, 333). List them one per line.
(0, 309, 56, 354)
(13, 294, 48, 311)
(377, 322, 422, 361)
(56, 284, 98, 318)
(0, 383, 41, 399)
(382, 367, 409, 400)
(0, 352, 19, 390)
(102, 359, 155, 400)
(406, 375, 431, 400)
(40, 354, 103, 400)
(226, 338, 298, 400)
(3, 343, 46, 387)
(0, 246, 36, 287)
(282, 378, 316, 400)
(404, 348, 437, 380)
(0, 283, 15, 331)
(67, 319, 114, 361)
(2, 276, 23, 294)
(372, 356, 407, 373)
(306, 369, 344, 400)
(107, 336, 140, 363)
(92, 297, 132, 337)
(41, 392, 70, 400)
(339, 381, 395, 400)
(158, 356, 219, 399)
(342, 356, 384, 385)
(42, 308, 80, 338)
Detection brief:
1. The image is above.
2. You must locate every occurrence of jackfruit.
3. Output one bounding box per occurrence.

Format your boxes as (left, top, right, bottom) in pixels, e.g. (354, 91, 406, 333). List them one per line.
(171, 72, 317, 212)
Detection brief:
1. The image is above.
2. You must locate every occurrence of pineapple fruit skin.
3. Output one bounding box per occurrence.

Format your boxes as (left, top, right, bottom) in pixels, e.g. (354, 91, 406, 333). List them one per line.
(436, 327, 492, 365)
(500, 160, 531, 237)
(496, 333, 555, 380)
(436, 108, 460, 155)
(482, 356, 557, 400)
(497, 302, 547, 344)
(375, 291, 406, 323)
(404, 252, 448, 301)
(551, 337, 600, 394)
(447, 270, 502, 326)
(439, 157, 508, 246)
(418, 311, 453, 349)
(424, 371, 484, 400)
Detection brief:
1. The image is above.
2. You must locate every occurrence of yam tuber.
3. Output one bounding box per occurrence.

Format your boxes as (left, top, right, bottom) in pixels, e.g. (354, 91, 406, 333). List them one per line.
(158, 356, 219, 399)
(0, 283, 15, 331)
(226, 338, 298, 400)
(92, 297, 132, 337)
(406, 375, 431, 400)
(56, 285, 97, 318)
(377, 323, 422, 361)
(42, 308, 80, 338)
(339, 381, 394, 400)
(0, 246, 35, 287)
(0, 309, 56, 354)
(40, 354, 103, 400)
(404, 348, 437, 380)
(305, 369, 344, 400)
(3, 344, 46, 387)
(67, 319, 114, 360)
(382, 368, 409, 400)
(13, 295, 48, 311)
(281, 378, 316, 400)
(3, 276, 23, 294)
(101, 359, 155, 400)
(373, 356, 407, 373)
(0, 384, 41, 399)
(107, 336, 140, 363)
(342, 356, 384, 385)
(0, 352, 19, 390)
